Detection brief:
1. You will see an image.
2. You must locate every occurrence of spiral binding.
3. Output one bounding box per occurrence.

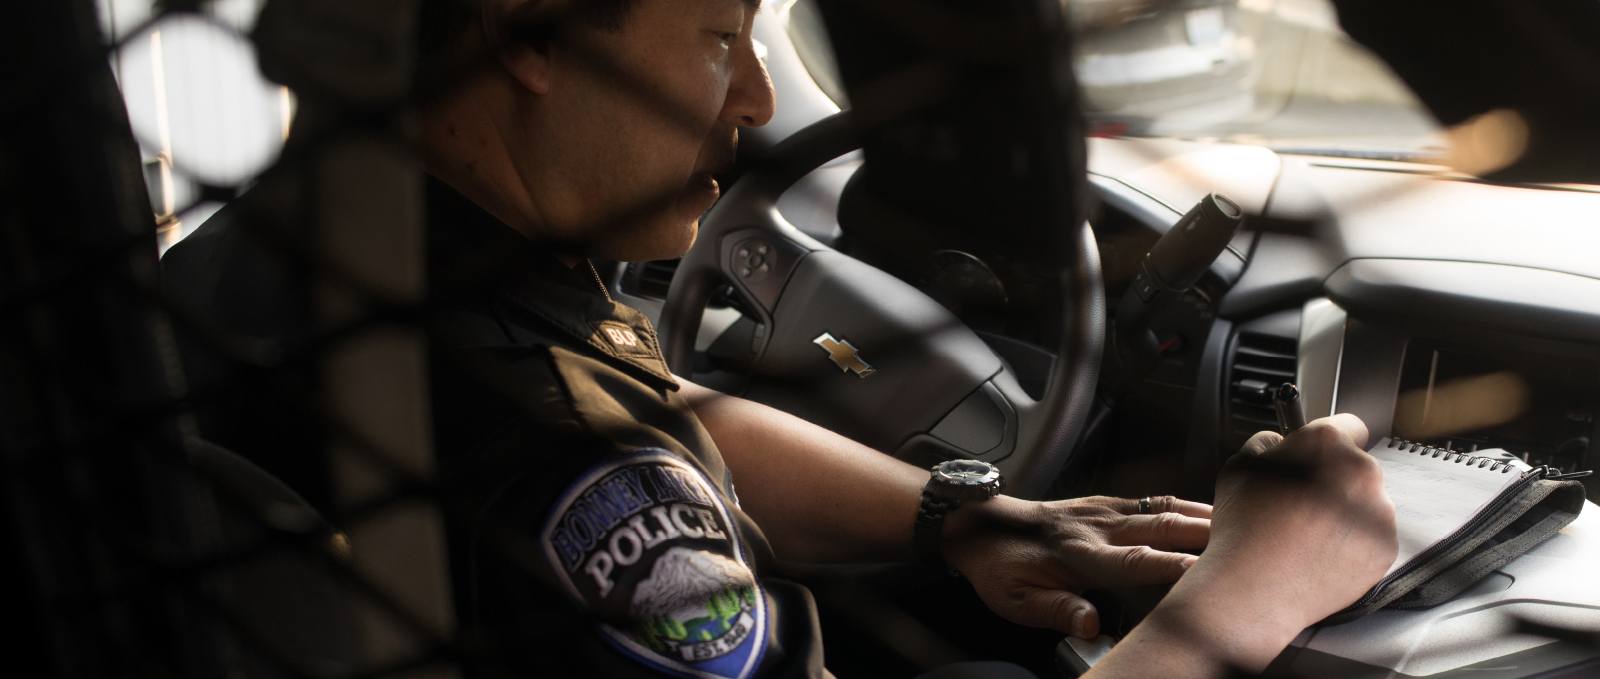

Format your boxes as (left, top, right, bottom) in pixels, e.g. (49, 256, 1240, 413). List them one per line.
(1385, 438, 1517, 473)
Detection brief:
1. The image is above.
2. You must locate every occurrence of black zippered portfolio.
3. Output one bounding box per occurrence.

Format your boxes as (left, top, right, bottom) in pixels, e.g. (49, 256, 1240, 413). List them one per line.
(1327, 437, 1589, 624)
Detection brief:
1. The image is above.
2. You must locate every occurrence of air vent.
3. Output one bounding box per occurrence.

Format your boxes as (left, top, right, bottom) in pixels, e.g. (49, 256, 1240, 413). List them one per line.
(620, 259, 680, 300)
(1226, 331, 1298, 450)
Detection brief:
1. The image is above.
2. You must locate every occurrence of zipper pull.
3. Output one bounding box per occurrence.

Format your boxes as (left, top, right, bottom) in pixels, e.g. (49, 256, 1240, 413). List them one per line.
(1526, 465, 1594, 481)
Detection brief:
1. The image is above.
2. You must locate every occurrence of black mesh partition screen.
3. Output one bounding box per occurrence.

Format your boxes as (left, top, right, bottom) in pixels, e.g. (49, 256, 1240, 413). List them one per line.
(3, 1, 1600, 678)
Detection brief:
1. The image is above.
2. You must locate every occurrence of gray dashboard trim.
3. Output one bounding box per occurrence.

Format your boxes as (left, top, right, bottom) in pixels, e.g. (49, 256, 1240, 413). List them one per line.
(1325, 258, 1600, 345)
(1297, 298, 1347, 421)
(1330, 318, 1408, 440)
(1087, 172, 1182, 218)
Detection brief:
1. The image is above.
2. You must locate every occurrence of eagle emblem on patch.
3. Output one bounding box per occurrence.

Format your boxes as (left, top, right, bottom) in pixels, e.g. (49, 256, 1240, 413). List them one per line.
(541, 450, 768, 679)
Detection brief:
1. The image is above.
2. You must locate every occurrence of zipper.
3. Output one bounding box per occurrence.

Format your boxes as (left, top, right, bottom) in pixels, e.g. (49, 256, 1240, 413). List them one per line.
(585, 258, 615, 304)
(1343, 464, 1579, 612)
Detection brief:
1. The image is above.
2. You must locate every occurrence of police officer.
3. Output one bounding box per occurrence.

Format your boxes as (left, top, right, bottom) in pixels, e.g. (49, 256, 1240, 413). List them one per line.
(165, 0, 1399, 677)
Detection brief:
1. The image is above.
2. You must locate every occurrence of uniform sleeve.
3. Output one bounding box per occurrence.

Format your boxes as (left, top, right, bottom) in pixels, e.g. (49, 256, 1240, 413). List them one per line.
(430, 344, 776, 679)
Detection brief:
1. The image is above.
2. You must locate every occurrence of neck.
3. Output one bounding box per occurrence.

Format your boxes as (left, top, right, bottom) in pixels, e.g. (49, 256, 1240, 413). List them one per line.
(419, 82, 562, 251)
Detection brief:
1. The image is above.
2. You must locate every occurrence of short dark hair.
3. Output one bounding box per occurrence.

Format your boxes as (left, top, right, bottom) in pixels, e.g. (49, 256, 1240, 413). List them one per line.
(416, 0, 637, 64)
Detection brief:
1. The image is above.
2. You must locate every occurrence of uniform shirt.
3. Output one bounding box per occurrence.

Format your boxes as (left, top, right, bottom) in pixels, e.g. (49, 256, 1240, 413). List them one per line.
(424, 179, 830, 678)
(162, 174, 828, 677)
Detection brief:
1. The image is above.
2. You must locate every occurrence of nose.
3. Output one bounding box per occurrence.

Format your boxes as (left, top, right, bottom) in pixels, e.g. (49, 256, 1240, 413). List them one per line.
(721, 35, 776, 128)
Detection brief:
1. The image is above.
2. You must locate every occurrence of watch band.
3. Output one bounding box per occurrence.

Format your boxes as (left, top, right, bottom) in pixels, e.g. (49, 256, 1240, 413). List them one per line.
(913, 489, 960, 568)
(915, 459, 1004, 570)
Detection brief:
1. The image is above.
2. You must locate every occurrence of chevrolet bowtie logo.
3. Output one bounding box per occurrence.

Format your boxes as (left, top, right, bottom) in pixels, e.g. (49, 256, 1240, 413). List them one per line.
(812, 332, 876, 378)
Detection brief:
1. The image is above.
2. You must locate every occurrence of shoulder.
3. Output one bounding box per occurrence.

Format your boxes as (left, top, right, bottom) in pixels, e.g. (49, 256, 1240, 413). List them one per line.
(160, 180, 307, 337)
(427, 313, 672, 455)
(431, 330, 679, 442)
(429, 329, 581, 460)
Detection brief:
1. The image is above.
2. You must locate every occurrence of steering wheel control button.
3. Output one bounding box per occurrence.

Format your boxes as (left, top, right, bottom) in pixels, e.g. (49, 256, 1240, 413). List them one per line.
(724, 231, 808, 311)
(751, 322, 769, 354)
(812, 332, 875, 378)
(733, 238, 772, 282)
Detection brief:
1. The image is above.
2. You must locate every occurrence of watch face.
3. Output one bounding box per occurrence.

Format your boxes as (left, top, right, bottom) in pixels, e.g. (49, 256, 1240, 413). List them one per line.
(934, 459, 1001, 487)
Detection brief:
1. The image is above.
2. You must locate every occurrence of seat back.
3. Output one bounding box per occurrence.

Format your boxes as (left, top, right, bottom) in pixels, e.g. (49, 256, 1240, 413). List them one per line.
(0, 2, 376, 676)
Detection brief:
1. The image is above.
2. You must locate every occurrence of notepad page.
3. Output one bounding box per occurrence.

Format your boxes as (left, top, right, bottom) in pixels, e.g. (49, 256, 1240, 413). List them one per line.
(1369, 438, 1525, 577)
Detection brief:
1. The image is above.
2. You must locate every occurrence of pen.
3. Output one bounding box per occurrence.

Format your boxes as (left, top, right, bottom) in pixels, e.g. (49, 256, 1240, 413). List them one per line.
(1273, 382, 1307, 434)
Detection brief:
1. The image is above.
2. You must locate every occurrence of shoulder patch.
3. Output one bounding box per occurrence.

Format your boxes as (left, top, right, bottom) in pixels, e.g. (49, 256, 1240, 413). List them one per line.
(541, 449, 768, 679)
(597, 321, 643, 349)
(594, 320, 662, 360)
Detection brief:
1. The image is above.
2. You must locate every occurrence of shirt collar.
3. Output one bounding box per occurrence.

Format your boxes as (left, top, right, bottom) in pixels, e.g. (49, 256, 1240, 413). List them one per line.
(426, 177, 679, 390)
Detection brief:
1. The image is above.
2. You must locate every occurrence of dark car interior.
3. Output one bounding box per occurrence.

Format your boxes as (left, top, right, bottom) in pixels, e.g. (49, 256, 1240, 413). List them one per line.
(5, 0, 1600, 677)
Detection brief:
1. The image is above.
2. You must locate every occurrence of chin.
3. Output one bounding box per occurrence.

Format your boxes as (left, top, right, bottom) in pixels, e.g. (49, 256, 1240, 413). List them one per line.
(679, 217, 701, 253)
(603, 217, 699, 263)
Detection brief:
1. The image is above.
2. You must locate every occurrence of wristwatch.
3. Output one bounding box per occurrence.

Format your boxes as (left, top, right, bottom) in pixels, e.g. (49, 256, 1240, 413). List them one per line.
(914, 458, 1004, 568)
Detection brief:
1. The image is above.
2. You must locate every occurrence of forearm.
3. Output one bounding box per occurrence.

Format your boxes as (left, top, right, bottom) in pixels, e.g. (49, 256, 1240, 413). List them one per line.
(679, 377, 974, 563)
(1086, 565, 1305, 678)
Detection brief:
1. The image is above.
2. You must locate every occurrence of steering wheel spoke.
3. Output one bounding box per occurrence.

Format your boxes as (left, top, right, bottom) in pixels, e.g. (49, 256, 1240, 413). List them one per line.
(661, 113, 1103, 499)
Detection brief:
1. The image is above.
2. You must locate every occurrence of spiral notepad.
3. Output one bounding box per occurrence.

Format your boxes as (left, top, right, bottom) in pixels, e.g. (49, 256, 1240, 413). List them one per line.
(1373, 438, 1526, 575)
(1328, 437, 1588, 622)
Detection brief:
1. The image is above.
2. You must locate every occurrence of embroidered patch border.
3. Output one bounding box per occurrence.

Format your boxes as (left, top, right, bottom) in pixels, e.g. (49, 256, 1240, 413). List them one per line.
(539, 450, 768, 679)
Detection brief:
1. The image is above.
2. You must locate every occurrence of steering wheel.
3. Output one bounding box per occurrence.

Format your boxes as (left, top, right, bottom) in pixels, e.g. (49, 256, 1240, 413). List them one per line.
(660, 113, 1104, 499)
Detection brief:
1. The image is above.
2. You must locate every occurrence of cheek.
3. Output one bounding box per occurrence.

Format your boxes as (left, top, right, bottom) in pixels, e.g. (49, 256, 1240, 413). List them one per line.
(658, 50, 733, 136)
(633, 65, 729, 172)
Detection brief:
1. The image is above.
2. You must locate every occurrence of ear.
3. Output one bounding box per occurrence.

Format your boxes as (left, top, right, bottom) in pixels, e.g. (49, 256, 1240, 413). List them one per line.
(482, 0, 560, 95)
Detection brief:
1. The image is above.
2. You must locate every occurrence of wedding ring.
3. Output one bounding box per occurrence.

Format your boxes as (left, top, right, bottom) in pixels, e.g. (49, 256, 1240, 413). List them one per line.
(1138, 496, 1153, 514)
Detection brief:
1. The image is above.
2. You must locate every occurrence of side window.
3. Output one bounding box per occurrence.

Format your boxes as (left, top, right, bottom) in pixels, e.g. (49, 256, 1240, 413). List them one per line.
(98, 0, 294, 252)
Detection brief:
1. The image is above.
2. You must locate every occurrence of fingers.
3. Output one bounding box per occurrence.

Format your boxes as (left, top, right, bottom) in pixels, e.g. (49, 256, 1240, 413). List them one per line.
(1112, 512, 1210, 550)
(1238, 413, 1369, 461)
(1008, 586, 1101, 638)
(1278, 414, 1370, 453)
(1241, 430, 1283, 456)
(1087, 544, 1197, 586)
(1318, 413, 1370, 449)
(1107, 495, 1213, 518)
(1157, 496, 1213, 519)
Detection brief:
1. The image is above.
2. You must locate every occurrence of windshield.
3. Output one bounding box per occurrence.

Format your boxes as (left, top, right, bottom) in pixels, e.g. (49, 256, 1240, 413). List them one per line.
(785, 0, 1443, 159)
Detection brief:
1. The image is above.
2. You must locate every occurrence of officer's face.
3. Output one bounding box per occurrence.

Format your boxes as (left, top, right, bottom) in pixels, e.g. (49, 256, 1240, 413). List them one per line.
(520, 0, 775, 261)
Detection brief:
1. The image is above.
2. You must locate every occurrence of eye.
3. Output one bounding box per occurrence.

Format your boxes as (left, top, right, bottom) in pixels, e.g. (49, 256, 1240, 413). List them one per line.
(715, 31, 739, 47)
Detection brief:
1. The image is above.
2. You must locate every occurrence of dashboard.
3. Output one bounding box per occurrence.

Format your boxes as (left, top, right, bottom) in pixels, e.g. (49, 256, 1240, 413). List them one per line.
(1078, 137, 1600, 677)
(1072, 137, 1600, 492)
